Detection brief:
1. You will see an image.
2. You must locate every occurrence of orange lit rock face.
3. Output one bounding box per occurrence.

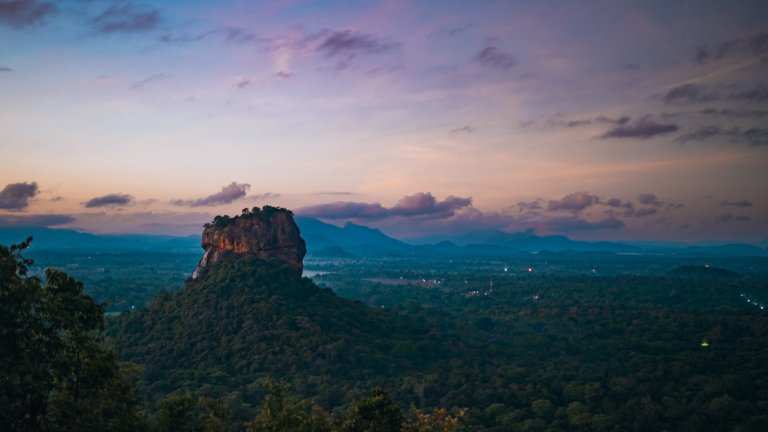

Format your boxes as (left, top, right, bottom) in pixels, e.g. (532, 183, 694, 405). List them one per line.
(192, 211, 306, 279)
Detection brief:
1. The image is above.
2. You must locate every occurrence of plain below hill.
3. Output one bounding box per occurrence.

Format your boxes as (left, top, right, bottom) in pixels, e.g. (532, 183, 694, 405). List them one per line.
(107, 254, 446, 412)
(108, 207, 449, 416)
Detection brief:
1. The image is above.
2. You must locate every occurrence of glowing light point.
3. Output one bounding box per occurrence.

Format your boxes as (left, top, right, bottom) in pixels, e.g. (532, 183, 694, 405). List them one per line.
(701, 340, 710, 347)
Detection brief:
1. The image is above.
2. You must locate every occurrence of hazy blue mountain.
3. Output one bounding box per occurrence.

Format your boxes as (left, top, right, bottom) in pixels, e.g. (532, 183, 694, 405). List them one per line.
(3, 222, 765, 257)
(295, 217, 410, 255)
(679, 244, 768, 256)
(483, 229, 641, 253)
(0, 227, 105, 250)
(310, 246, 358, 259)
(0, 226, 199, 252)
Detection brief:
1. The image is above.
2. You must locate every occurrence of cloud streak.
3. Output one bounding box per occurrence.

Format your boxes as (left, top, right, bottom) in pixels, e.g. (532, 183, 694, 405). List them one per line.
(315, 30, 398, 58)
(674, 126, 768, 146)
(130, 73, 165, 89)
(171, 182, 251, 207)
(0, 0, 56, 28)
(473, 46, 516, 71)
(0, 213, 74, 227)
(547, 192, 599, 212)
(694, 31, 768, 64)
(601, 120, 679, 140)
(83, 193, 134, 208)
(721, 200, 753, 207)
(91, 2, 160, 34)
(297, 192, 471, 220)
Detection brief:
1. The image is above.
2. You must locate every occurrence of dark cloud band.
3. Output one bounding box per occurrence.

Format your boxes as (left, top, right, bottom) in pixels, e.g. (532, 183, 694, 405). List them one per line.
(172, 182, 251, 207)
(84, 193, 134, 208)
(0, 182, 39, 210)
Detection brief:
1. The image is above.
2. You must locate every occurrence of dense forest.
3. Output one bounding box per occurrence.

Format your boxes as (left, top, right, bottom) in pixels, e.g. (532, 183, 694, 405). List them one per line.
(4, 237, 768, 430)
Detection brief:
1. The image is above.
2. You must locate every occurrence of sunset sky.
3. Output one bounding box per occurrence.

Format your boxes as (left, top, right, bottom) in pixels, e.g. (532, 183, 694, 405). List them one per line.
(1, 0, 767, 243)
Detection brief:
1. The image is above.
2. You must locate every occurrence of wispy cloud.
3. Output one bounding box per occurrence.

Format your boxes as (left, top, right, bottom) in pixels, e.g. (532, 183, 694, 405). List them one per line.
(638, 193, 663, 207)
(634, 208, 657, 218)
(662, 83, 719, 104)
(547, 192, 599, 213)
(0, 0, 56, 28)
(450, 125, 475, 134)
(694, 31, 768, 64)
(297, 192, 471, 220)
(534, 216, 625, 232)
(158, 27, 263, 45)
(714, 213, 750, 225)
(91, 2, 160, 34)
(171, 182, 251, 207)
(720, 200, 753, 207)
(473, 46, 516, 71)
(315, 30, 399, 58)
(0, 213, 74, 227)
(674, 126, 768, 146)
(83, 193, 134, 208)
(601, 120, 679, 140)
(130, 73, 165, 89)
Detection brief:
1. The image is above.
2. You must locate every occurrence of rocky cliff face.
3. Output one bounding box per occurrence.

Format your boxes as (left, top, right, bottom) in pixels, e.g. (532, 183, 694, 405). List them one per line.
(192, 207, 306, 279)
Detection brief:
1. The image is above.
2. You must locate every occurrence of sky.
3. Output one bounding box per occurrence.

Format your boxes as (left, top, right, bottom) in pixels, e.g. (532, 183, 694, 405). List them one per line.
(1, 0, 767, 243)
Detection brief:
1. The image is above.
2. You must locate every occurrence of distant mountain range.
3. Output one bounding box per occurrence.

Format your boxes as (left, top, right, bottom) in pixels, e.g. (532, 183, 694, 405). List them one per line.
(2, 219, 767, 257)
(0, 226, 199, 252)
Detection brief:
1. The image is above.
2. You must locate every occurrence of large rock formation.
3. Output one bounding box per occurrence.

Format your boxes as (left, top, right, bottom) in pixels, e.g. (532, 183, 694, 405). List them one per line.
(192, 206, 306, 279)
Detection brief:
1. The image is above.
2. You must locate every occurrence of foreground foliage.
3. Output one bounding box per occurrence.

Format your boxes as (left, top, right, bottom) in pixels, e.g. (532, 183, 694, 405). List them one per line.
(6, 236, 768, 430)
(0, 239, 144, 431)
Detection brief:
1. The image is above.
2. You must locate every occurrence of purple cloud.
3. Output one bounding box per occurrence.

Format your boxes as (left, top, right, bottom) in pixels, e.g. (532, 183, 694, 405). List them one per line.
(0, 0, 56, 28)
(296, 192, 471, 220)
(171, 182, 251, 207)
(474, 46, 516, 71)
(634, 208, 657, 218)
(674, 126, 768, 146)
(662, 83, 719, 104)
(732, 84, 768, 103)
(0, 181, 39, 210)
(547, 192, 599, 212)
(91, 2, 160, 34)
(450, 126, 475, 134)
(0, 66, 12, 72)
(721, 200, 753, 208)
(535, 216, 625, 232)
(674, 126, 724, 144)
(604, 198, 633, 209)
(0, 213, 74, 227)
(517, 199, 543, 212)
(694, 31, 768, 64)
(595, 116, 631, 126)
(316, 30, 398, 57)
(638, 193, 663, 207)
(83, 193, 134, 208)
(714, 213, 750, 225)
(159, 27, 263, 45)
(697, 109, 768, 119)
(130, 73, 165, 89)
(601, 120, 679, 140)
